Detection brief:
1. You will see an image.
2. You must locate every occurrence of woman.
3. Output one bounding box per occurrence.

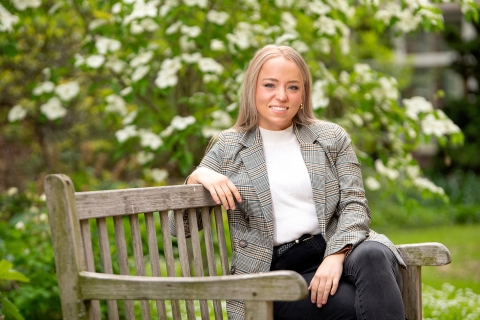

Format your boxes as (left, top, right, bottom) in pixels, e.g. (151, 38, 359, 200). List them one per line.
(171, 45, 406, 320)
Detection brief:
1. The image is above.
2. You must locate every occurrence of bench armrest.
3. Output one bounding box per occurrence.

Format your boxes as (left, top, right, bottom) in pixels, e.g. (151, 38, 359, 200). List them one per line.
(78, 270, 308, 301)
(396, 242, 451, 266)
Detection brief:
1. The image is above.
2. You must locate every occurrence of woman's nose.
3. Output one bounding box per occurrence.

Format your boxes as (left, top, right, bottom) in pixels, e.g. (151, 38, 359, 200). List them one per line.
(275, 88, 287, 101)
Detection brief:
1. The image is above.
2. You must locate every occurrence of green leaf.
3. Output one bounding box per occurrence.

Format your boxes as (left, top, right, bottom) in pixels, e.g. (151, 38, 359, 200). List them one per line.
(0, 296, 25, 320)
(0, 260, 30, 283)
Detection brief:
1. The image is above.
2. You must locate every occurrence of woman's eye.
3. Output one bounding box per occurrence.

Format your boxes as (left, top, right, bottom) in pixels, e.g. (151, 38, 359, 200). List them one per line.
(264, 83, 274, 88)
(289, 86, 299, 90)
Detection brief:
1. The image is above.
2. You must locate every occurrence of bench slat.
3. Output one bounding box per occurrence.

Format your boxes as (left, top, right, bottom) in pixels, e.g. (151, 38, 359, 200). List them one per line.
(78, 270, 308, 301)
(75, 185, 217, 220)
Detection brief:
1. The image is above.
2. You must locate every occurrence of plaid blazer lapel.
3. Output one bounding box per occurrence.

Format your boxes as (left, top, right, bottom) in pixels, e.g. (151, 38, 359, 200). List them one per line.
(239, 127, 274, 226)
(295, 123, 327, 234)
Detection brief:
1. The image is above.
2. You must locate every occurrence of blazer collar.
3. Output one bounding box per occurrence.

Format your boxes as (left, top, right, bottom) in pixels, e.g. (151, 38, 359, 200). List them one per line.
(239, 122, 320, 147)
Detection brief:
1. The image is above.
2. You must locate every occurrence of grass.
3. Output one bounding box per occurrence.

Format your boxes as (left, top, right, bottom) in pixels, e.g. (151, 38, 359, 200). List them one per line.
(380, 224, 480, 294)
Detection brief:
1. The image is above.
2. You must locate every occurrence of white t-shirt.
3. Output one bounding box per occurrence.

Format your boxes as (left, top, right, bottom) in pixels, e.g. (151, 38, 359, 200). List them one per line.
(259, 125, 321, 245)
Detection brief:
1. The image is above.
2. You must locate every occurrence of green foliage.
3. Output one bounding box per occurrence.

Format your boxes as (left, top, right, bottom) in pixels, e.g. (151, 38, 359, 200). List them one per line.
(423, 284, 480, 320)
(0, 260, 29, 320)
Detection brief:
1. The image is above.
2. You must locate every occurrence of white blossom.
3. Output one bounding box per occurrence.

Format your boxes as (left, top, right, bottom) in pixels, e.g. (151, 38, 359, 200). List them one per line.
(74, 53, 85, 67)
(170, 115, 196, 130)
(7, 187, 18, 196)
(308, 0, 331, 15)
(105, 94, 127, 116)
(130, 51, 153, 68)
(8, 105, 27, 122)
(372, 77, 399, 101)
(403, 96, 434, 120)
(131, 65, 150, 82)
(203, 74, 219, 83)
(365, 177, 381, 191)
(130, 21, 144, 34)
(210, 39, 226, 51)
(181, 25, 201, 38)
(396, 9, 422, 33)
(160, 126, 174, 137)
(314, 16, 337, 36)
(183, 0, 207, 8)
(115, 125, 138, 143)
(95, 37, 121, 55)
(211, 110, 232, 128)
(421, 113, 460, 137)
(281, 12, 297, 29)
(0, 4, 19, 32)
(375, 9, 392, 24)
(179, 35, 196, 51)
(275, 0, 295, 8)
(11, 0, 41, 11)
(140, 18, 159, 32)
(181, 52, 202, 64)
(137, 151, 155, 165)
(89, 19, 107, 31)
(227, 22, 254, 50)
(85, 55, 105, 68)
(166, 21, 182, 34)
(198, 57, 224, 74)
(105, 57, 127, 73)
(413, 177, 444, 195)
(138, 129, 163, 150)
(33, 81, 55, 96)
(374, 159, 399, 180)
(122, 0, 158, 25)
(406, 165, 420, 179)
(55, 81, 80, 101)
(226, 102, 237, 111)
(120, 86, 133, 96)
(353, 63, 373, 83)
(149, 168, 169, 183)
(155, 57, 182, 89)
(39, 213, 48, 222)
(312, 80, 330, 109)
(202, 127, 221, 138)
(350, 113, 364, 127)
(112, 3, 122, 14)
(40, 97, 67, 120)
(291, 40, 309, 53)
(206, 10, 229, 25)
(122, 110, 137, 125)
(15, 221, 25, 231)
(275, 33, 298, 45)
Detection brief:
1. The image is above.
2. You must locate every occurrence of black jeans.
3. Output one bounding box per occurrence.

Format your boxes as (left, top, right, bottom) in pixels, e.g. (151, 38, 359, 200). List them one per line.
(271, 236, 405, 320)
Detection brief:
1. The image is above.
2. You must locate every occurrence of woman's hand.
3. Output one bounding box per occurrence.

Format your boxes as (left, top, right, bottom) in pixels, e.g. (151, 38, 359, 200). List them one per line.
(187, 167, 242, 210)
(308, 252, 345, 307)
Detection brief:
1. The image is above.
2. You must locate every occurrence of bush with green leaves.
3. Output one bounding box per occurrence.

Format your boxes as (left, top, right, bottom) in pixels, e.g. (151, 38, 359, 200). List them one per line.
(0, 260, 29, 320)
(423, 283, 480, 320)
(2, 0, 478, 196)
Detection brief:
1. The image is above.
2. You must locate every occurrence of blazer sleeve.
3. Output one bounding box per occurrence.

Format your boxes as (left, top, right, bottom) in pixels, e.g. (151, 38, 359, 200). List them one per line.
(325, 125, 371, 257)
(169, 133, 225, 237)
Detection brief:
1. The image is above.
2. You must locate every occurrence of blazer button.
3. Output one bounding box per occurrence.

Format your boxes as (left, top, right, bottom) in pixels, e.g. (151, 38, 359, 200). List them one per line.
(239, 240, 248, 248)
(230, 266, 236, 275)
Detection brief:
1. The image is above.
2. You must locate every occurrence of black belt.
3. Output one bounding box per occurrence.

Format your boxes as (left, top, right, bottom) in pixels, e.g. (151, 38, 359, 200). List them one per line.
(272, 234, 314, 261)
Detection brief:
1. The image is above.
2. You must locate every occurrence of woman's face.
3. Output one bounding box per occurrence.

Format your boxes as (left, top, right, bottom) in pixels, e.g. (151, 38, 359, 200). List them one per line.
(255, 56, 303, 131)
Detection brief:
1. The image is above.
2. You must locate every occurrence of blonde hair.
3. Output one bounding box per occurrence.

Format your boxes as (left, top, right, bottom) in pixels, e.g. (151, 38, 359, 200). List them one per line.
(233, 45, 316, 131)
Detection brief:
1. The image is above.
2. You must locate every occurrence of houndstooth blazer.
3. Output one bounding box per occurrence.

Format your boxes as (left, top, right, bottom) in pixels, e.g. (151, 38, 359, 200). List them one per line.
(171, 120, 406, 320)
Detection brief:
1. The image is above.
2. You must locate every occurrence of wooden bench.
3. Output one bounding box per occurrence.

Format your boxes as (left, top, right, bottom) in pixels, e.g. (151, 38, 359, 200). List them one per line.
(45, 174, 451, 320)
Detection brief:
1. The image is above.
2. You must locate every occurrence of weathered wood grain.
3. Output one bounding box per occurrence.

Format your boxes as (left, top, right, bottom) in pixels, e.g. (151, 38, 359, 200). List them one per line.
(78, 270, 308, 301)
(397, 242, 451, 266)
(75, 185, 217, 219)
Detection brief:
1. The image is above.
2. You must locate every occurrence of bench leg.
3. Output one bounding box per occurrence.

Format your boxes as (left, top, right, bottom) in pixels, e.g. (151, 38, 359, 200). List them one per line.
(401, 266, 422, 320)
(244, 301, 273, 320)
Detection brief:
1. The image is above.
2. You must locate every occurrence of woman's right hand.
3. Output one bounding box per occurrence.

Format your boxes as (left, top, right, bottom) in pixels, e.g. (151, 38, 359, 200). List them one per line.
(187, 167, 242, 210)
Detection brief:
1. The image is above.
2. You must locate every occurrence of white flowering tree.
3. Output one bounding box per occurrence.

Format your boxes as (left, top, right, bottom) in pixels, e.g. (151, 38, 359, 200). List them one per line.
(1, 0, 478, 197)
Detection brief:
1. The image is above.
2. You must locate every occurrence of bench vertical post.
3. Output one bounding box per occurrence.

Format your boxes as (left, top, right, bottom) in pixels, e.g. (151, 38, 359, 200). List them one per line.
(45, 174, 88, 320)
(401, 266, 422, 320)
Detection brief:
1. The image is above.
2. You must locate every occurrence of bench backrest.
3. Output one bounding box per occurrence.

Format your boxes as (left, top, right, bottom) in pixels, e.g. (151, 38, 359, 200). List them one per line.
(46, 174, 233, 319)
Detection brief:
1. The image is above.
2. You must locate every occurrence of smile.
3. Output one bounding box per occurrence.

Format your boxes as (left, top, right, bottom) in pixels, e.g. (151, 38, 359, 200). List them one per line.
(270, 106, 288, 111)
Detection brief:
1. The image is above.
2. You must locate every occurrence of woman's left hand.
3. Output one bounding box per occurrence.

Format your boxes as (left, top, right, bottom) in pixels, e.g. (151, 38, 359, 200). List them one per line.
(308, 253, 345, 308)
